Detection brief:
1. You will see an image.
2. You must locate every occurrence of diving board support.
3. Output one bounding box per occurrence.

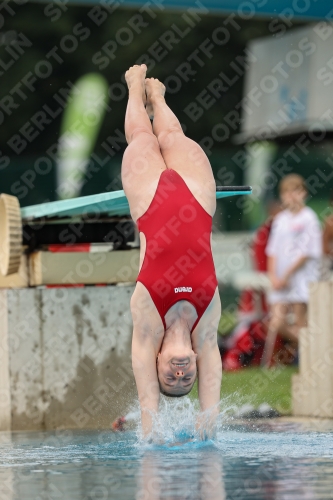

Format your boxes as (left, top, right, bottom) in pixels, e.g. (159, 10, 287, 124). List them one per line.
(29, 249, 140, 286)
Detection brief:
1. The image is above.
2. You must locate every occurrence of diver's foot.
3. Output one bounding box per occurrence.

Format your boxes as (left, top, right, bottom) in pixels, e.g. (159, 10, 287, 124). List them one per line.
(145, 78, 166, 119)
(125, 64, 147, 105)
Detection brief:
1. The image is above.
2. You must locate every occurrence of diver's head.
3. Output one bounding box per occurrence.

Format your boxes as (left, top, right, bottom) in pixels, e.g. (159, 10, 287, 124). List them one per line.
(156, 321, 197, 397)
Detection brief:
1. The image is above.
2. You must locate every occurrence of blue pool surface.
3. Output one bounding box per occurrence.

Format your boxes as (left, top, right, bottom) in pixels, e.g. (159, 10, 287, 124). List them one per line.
(0, 420, 333, 499)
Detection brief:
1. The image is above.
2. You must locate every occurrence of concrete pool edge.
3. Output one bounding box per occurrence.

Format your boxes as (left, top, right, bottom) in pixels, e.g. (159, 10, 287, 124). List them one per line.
(228, 416, 333, 432)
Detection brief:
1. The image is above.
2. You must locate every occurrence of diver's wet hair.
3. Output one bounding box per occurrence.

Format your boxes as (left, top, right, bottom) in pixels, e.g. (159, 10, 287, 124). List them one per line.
(159, 381, 195, 398)
(160, 389, 190, 398)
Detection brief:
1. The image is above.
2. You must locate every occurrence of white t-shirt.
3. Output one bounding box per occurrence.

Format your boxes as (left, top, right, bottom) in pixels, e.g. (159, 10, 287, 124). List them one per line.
(266, 206, 322, 304)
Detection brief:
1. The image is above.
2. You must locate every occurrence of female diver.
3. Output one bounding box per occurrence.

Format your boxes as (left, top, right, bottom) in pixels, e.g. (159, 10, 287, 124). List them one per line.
(122, 64, 222, 437)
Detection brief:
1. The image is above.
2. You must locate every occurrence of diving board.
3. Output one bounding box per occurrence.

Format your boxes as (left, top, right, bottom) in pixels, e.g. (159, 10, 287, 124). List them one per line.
(0, 186, 251, 276)
(20, 186, 252, 221)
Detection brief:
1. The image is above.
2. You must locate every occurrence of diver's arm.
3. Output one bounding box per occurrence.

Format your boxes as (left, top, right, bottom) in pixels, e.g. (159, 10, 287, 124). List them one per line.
(132, 330, 160, 437)
(193, 290, 222, 438)
(196, 341, 222, 415)
(195, 341, 222, 439)
(196, 290, 222, 413)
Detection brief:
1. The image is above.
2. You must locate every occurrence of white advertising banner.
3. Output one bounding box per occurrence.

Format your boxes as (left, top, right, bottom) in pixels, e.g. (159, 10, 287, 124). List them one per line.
(240, 23, 333, 141)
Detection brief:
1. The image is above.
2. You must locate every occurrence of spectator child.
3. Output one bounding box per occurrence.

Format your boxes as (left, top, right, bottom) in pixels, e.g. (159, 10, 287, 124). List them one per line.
(262, 174, 322, 366)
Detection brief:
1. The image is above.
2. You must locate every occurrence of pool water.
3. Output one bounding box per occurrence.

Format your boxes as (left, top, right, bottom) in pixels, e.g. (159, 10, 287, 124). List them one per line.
(0, 419, 333, 500)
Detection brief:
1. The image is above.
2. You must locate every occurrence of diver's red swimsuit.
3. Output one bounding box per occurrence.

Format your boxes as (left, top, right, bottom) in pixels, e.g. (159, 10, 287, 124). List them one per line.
(136, 169, 218, 332)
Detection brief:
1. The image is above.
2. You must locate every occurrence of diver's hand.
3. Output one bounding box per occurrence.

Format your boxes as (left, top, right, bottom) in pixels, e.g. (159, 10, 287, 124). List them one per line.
(196, 409, 218, 441)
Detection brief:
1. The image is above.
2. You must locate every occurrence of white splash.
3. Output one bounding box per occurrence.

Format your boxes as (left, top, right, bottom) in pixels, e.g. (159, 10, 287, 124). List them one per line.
(125, 395, 241, 446)
(124, 411, 140, 421)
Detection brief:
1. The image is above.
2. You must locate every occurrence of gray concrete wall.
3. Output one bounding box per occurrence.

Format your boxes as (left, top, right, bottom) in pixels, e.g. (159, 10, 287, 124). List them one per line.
(0, 286, 136, 431)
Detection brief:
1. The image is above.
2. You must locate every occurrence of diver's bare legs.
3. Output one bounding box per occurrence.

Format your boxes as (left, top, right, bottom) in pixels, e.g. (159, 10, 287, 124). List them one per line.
(145, 78, 182, 139)
(124, 64, 151, 143)
(145, 77, 216, 215)
(121, 66, 166, 222)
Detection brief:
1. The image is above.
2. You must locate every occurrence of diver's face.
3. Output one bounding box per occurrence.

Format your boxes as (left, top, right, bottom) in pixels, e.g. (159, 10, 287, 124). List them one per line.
(157, 351, 197, 395)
